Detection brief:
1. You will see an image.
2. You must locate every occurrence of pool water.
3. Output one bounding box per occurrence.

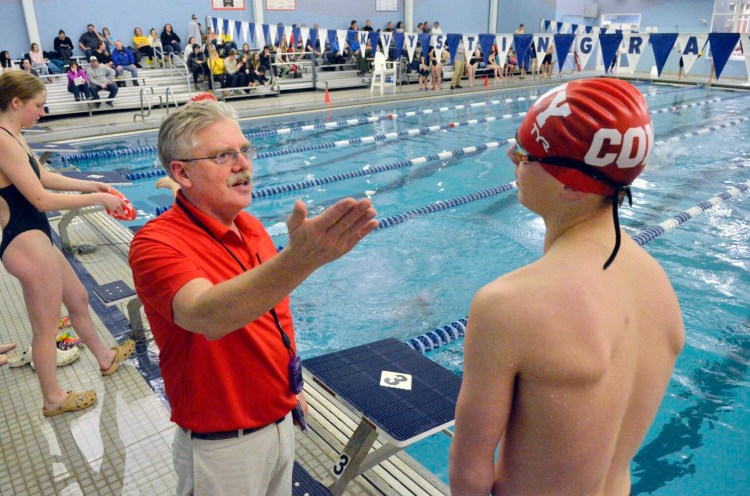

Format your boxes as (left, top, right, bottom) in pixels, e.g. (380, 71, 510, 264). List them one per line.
(60, 81, 750, 495)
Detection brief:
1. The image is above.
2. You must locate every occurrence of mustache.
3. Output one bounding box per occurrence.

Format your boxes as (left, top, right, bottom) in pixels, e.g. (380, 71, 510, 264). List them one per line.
(227, 171, 252, 187)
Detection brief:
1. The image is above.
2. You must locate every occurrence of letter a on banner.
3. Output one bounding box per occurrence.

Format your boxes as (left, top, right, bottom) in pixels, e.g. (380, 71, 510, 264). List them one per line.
(677, 34, 707, 77)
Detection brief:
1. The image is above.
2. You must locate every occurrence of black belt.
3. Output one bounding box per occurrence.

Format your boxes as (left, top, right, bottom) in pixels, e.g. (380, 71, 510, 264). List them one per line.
(184, 416, 286, 441)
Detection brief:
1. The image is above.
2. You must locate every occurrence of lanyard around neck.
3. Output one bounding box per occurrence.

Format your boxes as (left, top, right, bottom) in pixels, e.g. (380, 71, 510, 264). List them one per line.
(175, 196, 295, 356)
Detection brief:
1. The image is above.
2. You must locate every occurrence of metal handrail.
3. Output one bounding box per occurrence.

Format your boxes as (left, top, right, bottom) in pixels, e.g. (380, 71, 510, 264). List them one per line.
(164, 87, 178, 113)
(133, 87, 153, 121)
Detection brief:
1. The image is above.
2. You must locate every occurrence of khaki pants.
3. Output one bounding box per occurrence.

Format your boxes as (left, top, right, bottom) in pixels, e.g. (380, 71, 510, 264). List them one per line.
(173, 415, 294, 496)
(451, 61, 465, 86)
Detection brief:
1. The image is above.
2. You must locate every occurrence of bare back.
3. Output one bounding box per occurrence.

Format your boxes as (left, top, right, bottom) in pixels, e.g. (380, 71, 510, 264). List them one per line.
(493, 234, 684, 495)
(450, 224, 684, 496)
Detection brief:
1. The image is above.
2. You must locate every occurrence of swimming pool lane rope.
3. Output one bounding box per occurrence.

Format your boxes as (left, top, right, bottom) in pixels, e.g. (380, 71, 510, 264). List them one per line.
(405, 179, 750, 354)
(62, 94, 541, 166)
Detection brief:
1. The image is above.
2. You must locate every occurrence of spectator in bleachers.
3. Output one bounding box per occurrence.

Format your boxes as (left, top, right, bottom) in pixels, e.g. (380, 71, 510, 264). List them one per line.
(223, 50, 245, 92)
(1, 51, 15, 72)
(207, 47, 225, 90)
(352, 37, 370, 77)
(238, 53, 252, 88)
(487, 44, 504, 81)
(204, 26, 217, 51)
(416, 22, 424, 33)
(187, 43, 208, 87)
(450, 40, 466, 89)
(20, 59, 40, 78)
(259, 45, 273, 78)
(218, 30, 237, 56)
(86, 56, 118, 108)
(148, 28, 165, 62)
(184, 37, 198, 63)
(29, 43, 62, 76)
(241, 43, 251, 59)
(93, 41, 113, 67)
(188, 14, 201, 46)
(250, 52, 269, 87)
(423, 21, 431, 33)
(275, 38, 292, 78)
(53, 30, 74, 65)
(363, 20, 373, 32)
(133, 27, 155, 66)
(78, 24, 103, 59)
(349, 20, 358, 31)
(396, 21, 405, 33)
(102, 27, 115, 52)
(431, 21, 442, 34)
(111, 41, 139, 86)
(161, 24, 182, 57)
(66, 61, 92, 101)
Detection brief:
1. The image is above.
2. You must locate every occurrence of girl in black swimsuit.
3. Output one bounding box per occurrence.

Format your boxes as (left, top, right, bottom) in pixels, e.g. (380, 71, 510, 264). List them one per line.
(0, 70, 134, 416)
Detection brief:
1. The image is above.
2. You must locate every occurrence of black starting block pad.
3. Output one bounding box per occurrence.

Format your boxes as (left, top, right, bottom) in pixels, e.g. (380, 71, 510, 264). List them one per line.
(93, 280, 136, 303)
(304, 338, 461, 446)
(292, 462, 331, 496)
(59, 170, 132, 186)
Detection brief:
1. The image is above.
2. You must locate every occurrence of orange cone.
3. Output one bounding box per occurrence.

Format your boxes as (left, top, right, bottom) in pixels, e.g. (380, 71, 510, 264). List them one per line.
(484, 74, 489, 87)
(324, 86, 332, 107)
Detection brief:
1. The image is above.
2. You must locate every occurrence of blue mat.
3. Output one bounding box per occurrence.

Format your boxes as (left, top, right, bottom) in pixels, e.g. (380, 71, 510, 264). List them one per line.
(304, 338, 461, 445)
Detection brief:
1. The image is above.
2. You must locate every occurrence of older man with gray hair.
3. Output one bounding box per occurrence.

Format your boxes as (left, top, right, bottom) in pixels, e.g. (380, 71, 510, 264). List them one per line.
(129, 100, 378, 495)
(85, 56, 118, 107)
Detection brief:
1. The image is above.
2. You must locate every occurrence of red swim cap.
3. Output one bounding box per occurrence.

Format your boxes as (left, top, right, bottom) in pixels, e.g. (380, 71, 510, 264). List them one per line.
(516, 78, 653, 196)
(189, 92, 218, 103)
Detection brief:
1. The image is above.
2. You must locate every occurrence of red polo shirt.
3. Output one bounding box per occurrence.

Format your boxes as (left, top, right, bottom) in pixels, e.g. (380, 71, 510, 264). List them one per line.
(129, 192, 297, 432)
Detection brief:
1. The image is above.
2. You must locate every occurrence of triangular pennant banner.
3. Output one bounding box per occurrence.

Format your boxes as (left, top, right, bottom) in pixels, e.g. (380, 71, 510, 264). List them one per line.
(743, 35, 750, 82)
(404, 32, 419, 62)
(622, 34, 648, 74)
(649, 33, 678, 77)
(336, 29, 348, 55)
(556, 21, 563, 33)
(544, 20, 551, 32)
(576, 34, 598, 69)
(585, 26, 593, 34)
(222, 19, 229, 36)
(326, 29, 337, 53)
(358, 30, 369, 48)
(393, 32, 405, 59)
(513, 34, 533, 68)
(600, 27, 608, 35)
(433, 34, 446, 61)
(235, 21, 243, 43)
(571, 24, 578, 35)
(553, 34, 576, 72)
(478, 33, 495, 64)
(462, 34, 479, 56)
(369, 31, 380, 56)
(292, 27, 301, 48)
(211, 18, 219, 35)
(308, 28, 317, 52)
(274, 24, 283, 46)
(446, 33, 461, 64)
(496, 34, 513, 68)
(346, 29, 357, 46)
(285, 26, 294, 47)
(242, 21, 250, 45)
(708, 32, 740, 80)
(261, 24, 271, 47)
(599, 33, 624, 72)
(380, 32, 393, 56)
(534, 34, 552, 58)
(300, 27, 309, 52)
(679, 34, 706, 77)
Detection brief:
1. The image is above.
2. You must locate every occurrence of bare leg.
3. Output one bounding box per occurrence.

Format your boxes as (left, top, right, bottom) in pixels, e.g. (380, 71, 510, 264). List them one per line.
(3, 232, 69, 410)
(54, 249, 116, 372)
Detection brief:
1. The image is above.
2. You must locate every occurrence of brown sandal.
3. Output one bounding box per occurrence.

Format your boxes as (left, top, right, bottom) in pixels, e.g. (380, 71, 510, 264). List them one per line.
(42, 389, 97, 417)
(101, 339, 136, 376)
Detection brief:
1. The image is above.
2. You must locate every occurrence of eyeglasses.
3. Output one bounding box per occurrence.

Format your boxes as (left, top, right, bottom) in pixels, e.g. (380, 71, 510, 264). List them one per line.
(176, 145, 258, 166)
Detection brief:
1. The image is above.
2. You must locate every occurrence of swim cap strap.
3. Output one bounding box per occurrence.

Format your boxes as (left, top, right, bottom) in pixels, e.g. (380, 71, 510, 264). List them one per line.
(602, 186, 632, 270)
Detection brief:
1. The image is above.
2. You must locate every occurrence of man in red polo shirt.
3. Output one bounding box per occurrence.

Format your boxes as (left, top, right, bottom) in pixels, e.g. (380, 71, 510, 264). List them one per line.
(129, 100, 378, 495)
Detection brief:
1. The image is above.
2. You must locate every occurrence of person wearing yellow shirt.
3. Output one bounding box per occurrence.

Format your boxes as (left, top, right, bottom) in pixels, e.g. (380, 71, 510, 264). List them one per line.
(132, 27, 155, 66)
(207, 48, 225, 90)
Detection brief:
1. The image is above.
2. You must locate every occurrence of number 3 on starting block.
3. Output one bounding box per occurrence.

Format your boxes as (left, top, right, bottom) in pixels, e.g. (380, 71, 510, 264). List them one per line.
(379, 370, 412, 390)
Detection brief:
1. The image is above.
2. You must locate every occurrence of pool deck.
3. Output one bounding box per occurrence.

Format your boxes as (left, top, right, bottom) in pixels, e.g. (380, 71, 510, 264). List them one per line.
(3, 71, 750, 495)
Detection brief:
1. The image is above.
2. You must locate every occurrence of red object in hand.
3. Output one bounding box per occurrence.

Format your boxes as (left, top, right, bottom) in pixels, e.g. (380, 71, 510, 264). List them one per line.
(190, 92, 218, 102)
(106, 189, 136, 221)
